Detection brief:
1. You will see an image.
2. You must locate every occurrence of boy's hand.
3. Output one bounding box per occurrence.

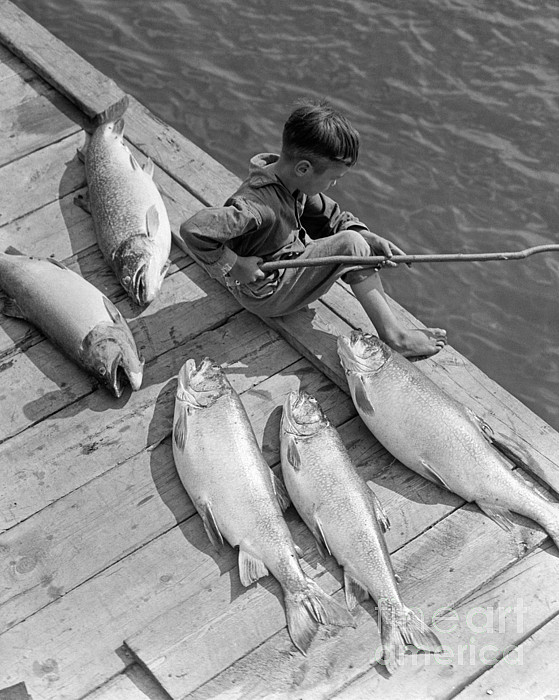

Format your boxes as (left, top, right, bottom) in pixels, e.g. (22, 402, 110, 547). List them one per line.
(358, 230, 406, 267)
(228, 255, 267, 284)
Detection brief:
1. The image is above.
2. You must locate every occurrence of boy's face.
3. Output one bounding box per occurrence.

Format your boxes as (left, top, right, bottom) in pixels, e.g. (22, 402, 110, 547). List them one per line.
(295, 161, 350, 196)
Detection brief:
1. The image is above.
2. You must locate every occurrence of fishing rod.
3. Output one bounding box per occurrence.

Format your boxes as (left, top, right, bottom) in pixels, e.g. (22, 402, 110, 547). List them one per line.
(257, 244, 559, 272)
(171, 233, 559, 273)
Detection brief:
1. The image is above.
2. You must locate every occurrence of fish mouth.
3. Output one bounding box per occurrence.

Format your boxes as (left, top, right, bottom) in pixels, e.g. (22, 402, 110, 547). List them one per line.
(283, 390, 325, 437)
(338, 331, 388, 374)
(178, 357, 228, 407)
(129, 259, 166, 307)
(107, 353, 145, 397)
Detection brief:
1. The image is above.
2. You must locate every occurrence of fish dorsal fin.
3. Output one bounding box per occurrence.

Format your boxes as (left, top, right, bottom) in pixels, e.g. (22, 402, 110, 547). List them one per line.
(354, 375, 375, 414)
(199, 501, 224, 549)
(344, 571, 369, 610)
(238, 547, 269, 586)
(145, 205, 160, 238)
(173, 404, 189, 451)
(47, 257, 70, 271)
(477, 501, 515, 532)
(76, 145, 86, 163)
(129, 153, 141, 171)
(143, 157, 155, 178)
(285, 434, 301, 471)
(1, 298, 26, 320)
(271, 472, 291, 512)
(103, 296, 124, 324)
(419, 458, 451, 491)
(312, 514, 332, 559)
(4, 245, 24, 256)
(366, 483, 390, 532)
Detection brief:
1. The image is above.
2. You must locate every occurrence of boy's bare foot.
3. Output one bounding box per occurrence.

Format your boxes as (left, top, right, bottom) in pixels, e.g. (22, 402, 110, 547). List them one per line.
(384, 327, 447, 358)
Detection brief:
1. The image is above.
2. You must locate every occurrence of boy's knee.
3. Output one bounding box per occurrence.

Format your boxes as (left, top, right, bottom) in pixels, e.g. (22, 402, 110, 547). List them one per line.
(339, 229, 370, 257)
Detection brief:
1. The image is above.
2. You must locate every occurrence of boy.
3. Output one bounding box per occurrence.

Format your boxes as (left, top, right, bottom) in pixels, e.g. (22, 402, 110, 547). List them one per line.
(180, 100, 446, 357)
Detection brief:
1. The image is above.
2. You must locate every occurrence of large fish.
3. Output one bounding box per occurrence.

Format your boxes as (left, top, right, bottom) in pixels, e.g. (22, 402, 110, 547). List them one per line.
(280, 390, 442, 673)
(0, 248, 144, 397)
(77, 98, 171, 306)
(337, 331, 559, 550)
(172, 358, 354, 654)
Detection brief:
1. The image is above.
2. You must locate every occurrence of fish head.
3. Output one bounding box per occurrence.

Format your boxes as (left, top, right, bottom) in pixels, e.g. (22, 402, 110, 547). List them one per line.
(81, 325, 144, 398)
(282, 390, 328, 438)
(116, 237, 167, 306)
(337, 331, 391, 376)
(176, 357, 230, 408)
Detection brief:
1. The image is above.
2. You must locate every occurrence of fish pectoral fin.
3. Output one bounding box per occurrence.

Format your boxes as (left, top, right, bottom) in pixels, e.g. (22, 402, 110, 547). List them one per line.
(285, 434, 302, 471)
(1, 297, 27, 320)
(419, 459, 451, 491)
(129, 153, 142, 171)
(145, 205, 160, 238)
(74, 192, 91, 214)
(354, 375, 375, 414)
(173, 404, 189, 451)
(102, 296, 124, 325)
(47, 257, 70, 271)
(143, 157, 155, 178)
(312, 514, 332, 559)
(366, 483, 390, 532)
(477, 501, 516, 532)
(344, 571, 369, 610)
(238, 547, 268, 586)
(271, 472, 291, 512)
(199, 501, 224, 550)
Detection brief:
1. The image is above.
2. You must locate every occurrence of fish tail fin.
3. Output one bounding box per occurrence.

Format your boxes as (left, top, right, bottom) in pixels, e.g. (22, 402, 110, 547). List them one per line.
(284, 579, 354, 654)
(378, 603, 442, 674)
(541, 502, 559, 552)
(93, 94, 130, 126)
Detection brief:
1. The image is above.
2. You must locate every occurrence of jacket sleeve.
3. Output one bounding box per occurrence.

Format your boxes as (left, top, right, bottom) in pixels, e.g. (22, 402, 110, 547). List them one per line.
(179, 199, 261, 278)
(301, 193, 368, 240)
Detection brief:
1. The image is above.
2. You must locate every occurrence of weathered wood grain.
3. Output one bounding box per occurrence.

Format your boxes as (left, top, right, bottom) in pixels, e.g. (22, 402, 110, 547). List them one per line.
(84, 667, 170, 700)
(454, 608, 559, 699)
(0, 60, 83, 166)
(0, 0, 126, 121)
(125, 504, 549, 699)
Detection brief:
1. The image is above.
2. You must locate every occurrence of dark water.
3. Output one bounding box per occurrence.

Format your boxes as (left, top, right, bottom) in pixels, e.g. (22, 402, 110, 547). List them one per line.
(13, 0, 559, 430)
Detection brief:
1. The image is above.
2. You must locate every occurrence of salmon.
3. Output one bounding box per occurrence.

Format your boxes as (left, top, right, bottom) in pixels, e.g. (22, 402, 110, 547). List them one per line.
(0, 249, 143, 397)
(77, 98, 171, 306)
(172, 358, 354, 654)
(337, 331, 559, 550)
(280, 390, 442, 673)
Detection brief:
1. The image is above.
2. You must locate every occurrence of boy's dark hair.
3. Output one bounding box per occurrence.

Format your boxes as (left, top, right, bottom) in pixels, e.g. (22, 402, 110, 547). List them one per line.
(281, 99, 360, 171)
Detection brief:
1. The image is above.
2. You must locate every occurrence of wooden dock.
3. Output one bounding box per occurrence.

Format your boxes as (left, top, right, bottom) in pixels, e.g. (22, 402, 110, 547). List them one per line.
(1, 2, 558, 698)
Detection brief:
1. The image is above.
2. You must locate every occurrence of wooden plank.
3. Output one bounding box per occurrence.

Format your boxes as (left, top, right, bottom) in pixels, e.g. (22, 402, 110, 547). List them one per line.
(0, 43, 29, 81)
(0, 0, 126, 122)
(454, 611, 559, 700)
(125, 502, 549, 699)
(0, 130, 85, 227)
(0, 280, 240, 531)
(0, 82, 83, 166)
(332, 541, 559, 700)
(84, 667, 171, 700)
(0, 429, 451, 700)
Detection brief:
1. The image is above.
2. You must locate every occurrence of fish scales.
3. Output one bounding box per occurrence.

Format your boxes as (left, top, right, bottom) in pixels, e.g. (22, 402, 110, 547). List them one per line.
(337, 331, 559, 551)
(172, 358, 353, 654)
(280, 390, 442, 673)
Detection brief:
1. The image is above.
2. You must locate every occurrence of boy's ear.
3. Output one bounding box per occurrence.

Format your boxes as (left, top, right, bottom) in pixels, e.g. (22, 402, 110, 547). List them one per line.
(294, 159, 312, 177)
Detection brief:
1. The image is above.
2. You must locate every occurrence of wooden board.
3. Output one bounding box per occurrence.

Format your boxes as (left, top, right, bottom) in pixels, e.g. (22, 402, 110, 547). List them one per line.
(0, 0, 126, 122)
(454, 610, 559, 699)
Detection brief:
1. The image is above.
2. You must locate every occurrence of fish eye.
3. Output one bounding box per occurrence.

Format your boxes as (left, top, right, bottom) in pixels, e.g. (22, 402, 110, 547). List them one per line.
(98, 366, 107, 375)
